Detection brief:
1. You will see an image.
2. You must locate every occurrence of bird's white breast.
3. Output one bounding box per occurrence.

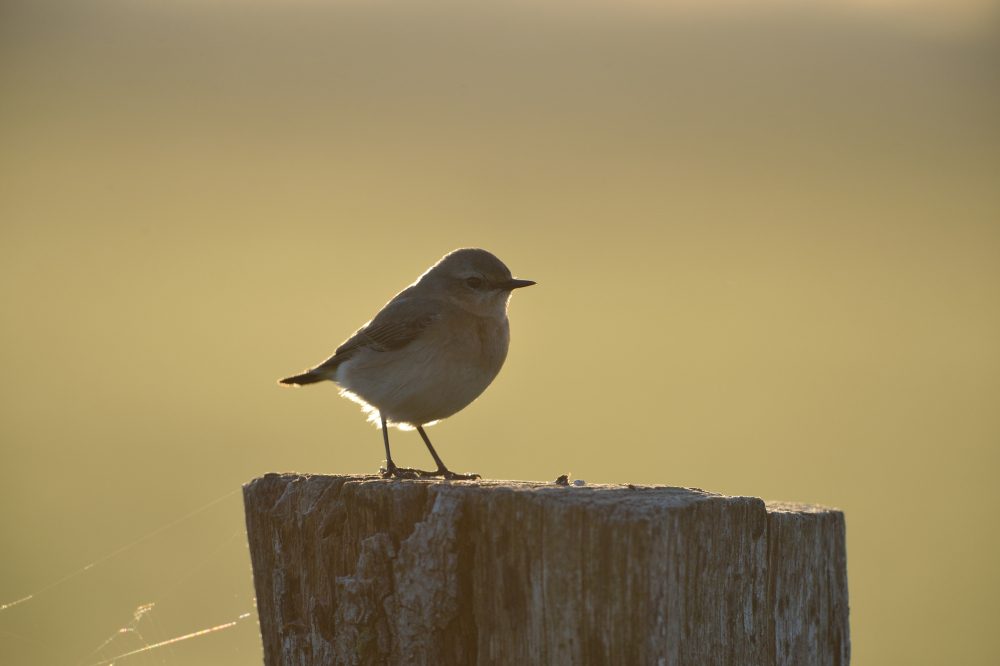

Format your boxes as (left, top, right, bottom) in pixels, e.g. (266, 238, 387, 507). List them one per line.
(336, 312, 510, 428)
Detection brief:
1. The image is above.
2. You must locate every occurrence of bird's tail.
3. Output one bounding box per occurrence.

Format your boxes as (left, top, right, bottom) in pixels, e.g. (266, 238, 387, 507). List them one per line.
(278, 370, 327, 386)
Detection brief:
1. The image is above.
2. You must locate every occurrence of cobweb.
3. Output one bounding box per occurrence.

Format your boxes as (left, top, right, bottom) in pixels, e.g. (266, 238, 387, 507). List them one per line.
(86, 602, 254, 666)
(0, 489, 262, 666)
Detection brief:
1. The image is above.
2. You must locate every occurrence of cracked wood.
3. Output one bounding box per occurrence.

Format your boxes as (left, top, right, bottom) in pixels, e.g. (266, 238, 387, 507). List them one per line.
(243, 474, 849, 666)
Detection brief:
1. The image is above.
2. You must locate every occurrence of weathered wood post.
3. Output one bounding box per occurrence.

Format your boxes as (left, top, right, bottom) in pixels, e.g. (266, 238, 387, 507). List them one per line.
(243, 474, 849, 666)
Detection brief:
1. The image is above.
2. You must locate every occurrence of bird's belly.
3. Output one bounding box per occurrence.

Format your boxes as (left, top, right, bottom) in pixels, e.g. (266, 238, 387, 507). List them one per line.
(337, 331, 508, 426)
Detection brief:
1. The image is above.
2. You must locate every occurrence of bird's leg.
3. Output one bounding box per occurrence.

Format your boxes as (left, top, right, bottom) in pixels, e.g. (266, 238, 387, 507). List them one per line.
(379, 415, 421, 479)
(416, 426, 481, 480)
(379, 414, 396, 478)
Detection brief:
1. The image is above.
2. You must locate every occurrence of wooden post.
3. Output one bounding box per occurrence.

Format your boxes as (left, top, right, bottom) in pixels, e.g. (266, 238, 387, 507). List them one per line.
(243, 474, 849, 666)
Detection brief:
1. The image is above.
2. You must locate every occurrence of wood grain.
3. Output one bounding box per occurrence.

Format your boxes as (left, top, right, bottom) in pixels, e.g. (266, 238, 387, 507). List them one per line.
(244, 474, 849, 666)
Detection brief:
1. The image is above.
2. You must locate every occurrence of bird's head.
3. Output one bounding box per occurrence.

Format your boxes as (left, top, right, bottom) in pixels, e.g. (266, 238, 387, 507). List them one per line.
(418, 248, 535, 317)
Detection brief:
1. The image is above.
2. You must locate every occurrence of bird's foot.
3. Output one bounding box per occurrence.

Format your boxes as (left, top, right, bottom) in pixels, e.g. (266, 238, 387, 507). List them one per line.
(380, 464, 419, 480)
(380, 464, 480, 481)
(418, 467, 481, 481)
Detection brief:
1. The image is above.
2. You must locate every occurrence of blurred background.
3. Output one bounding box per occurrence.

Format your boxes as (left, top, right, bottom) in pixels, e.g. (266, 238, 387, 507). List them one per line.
(1, 0, 997, 664)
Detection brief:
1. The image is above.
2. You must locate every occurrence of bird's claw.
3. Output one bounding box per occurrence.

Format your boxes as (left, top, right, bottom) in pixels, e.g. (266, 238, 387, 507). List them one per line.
(423, 468, 481, 481)
(381, 465, 418, 479)
(380, 465, 480, 481)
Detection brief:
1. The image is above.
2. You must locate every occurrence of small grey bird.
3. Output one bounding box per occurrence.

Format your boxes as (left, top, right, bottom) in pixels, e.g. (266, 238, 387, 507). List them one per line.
(279, 248, 535, 479)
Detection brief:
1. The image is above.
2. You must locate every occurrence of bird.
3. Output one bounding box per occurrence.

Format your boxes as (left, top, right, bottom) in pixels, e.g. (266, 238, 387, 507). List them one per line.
(278, 248, 535, 480)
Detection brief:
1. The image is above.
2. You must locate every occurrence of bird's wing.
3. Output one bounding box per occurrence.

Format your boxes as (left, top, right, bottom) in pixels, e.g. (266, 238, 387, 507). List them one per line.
(335, 316, 438, 355)
(311, 299, 440, 373)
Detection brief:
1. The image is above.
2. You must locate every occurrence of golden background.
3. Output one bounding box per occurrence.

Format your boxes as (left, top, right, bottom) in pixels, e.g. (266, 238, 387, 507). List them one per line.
(1, 0, 998, 664)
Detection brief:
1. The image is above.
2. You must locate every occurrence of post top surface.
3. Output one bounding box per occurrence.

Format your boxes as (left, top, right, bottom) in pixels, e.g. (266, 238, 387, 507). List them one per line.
(244, 472, 842, 516)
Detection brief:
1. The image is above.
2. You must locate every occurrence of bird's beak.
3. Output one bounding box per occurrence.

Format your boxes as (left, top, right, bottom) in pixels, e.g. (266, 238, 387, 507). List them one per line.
(501, 279, 536, 291)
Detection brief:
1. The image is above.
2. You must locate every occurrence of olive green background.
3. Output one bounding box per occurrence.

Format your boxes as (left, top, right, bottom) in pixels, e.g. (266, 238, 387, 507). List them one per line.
(1, 1, 998, 664)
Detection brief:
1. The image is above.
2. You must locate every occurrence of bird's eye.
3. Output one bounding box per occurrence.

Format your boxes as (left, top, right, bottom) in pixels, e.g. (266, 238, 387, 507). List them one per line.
(465, 277, 485, 289)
